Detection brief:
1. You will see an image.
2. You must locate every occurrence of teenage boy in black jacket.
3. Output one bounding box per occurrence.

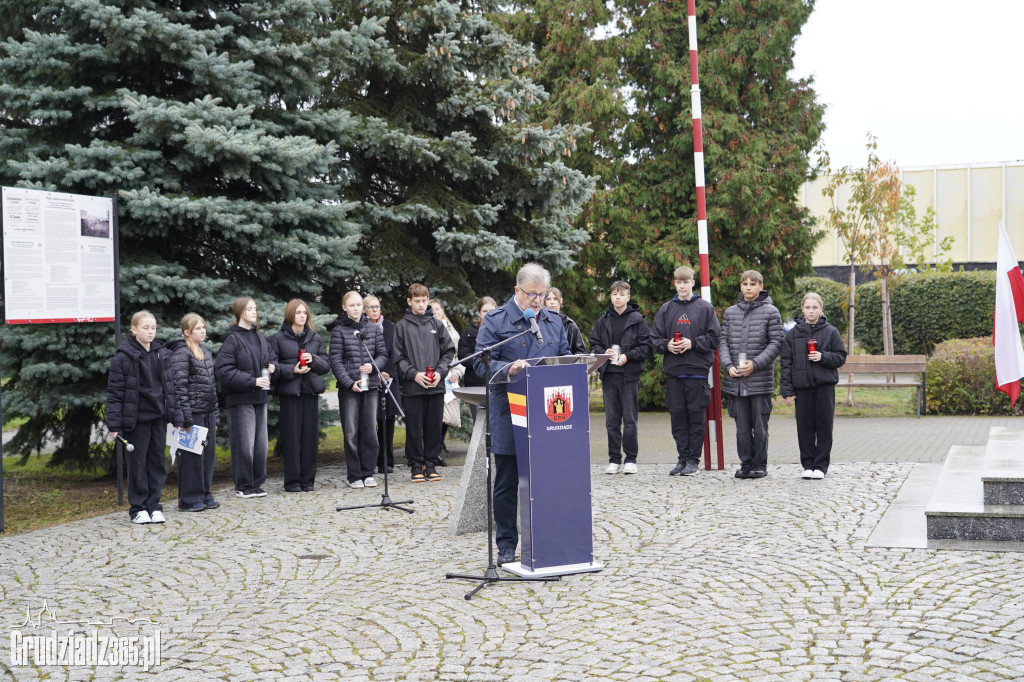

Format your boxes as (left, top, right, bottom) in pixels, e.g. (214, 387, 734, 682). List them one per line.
(650, 266, 721, 477)
(589, 281, 653, 474)
(392, 283, 455, 482)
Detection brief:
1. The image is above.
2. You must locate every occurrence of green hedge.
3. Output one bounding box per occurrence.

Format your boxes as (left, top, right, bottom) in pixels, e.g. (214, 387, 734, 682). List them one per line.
(926, 336, 1021, 415)
(855, 271, 998, 355)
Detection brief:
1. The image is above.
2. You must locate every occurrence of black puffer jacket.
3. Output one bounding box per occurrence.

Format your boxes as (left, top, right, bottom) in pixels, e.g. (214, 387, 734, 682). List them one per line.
(166, 339, 219, 424)
(560, 313, 588, 355)
(780, 315, 847, 397)
(458, 319, 485, 386)
(329, 314, 388, 391)
(214, 325, 278, 407)
(392, 306, 455, 397)
(588, 301, 653, 381)
(720, 290, 783, 397)
(269, 323, 330, 396)
(106, 337, 183, 432)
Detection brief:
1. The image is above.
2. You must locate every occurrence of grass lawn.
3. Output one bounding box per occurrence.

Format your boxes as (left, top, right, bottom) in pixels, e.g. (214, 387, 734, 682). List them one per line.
(1, 424, 408, 535)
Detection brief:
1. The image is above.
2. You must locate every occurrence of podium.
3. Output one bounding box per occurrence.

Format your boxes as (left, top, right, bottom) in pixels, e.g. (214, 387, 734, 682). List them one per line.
(500, 356, 604, 577)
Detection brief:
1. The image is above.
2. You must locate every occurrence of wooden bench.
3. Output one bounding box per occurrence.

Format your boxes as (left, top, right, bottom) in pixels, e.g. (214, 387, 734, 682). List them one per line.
(837, 354, 928, 418)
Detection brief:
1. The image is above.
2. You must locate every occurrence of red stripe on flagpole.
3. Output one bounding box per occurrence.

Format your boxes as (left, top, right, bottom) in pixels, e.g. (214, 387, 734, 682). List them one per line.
(692, 119, 703, 152)
(695, 187, 706, 221)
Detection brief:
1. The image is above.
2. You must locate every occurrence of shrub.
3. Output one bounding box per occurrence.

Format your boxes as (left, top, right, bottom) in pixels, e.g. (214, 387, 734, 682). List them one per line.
(856, 271, 999, 355)
(925, 336, 1021, 415)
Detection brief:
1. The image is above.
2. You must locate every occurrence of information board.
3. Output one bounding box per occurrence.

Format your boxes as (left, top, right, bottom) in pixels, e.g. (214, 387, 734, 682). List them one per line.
(2, 186, 116, 323)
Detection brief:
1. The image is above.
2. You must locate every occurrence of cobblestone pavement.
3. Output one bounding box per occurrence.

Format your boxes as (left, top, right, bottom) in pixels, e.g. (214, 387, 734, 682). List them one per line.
(5, 431, 1024, 681)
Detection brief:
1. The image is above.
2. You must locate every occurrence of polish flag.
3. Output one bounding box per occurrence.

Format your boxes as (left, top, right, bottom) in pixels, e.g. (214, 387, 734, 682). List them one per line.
(993, 221, 1024, 404)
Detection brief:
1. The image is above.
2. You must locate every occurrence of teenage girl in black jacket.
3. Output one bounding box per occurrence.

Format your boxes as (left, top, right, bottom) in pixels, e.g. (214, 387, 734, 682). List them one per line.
(780, 292, 848, 479)
(167, 313, 220, 512)
(269, 299, 330, 492)
(106, 310, 184, 524)
(214, 297, 277, 498)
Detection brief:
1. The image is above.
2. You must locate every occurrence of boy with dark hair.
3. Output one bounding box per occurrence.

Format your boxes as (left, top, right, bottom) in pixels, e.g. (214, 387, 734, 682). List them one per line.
(589, 280, 653, 474)
(720, 270, 783, 479)
(650, 266, 721, 476)
(392, 283, 455, 482)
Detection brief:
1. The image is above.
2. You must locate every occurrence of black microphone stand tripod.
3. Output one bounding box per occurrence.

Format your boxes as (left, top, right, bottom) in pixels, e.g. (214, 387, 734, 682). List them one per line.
(445, 330, 560, 600)
(337, 331, 413, 514)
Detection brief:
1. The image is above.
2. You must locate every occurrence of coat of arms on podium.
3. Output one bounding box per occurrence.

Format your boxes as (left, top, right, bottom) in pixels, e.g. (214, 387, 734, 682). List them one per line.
(544, 386, 573, 423)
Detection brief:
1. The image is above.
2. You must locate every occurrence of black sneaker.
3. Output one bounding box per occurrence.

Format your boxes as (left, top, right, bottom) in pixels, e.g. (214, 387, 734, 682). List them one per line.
(411, 468, 426, 483)
(205, 499, 220, 509)
(253, 487, 268, 497)
(735, 468, 751, 479)
(496, 547, 515, 566)
(748, 468, 767, 478)
(425, 467, 442, 482)
(669, 461, 686, 476)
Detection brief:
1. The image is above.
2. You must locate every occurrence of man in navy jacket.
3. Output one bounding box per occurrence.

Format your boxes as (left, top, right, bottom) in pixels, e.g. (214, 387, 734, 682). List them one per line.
(475, 263, 570, 567)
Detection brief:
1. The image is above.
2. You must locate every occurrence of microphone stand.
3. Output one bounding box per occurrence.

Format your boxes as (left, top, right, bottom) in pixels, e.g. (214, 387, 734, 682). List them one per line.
(445, 329, 560, 600)
(337, 332, 413, 514)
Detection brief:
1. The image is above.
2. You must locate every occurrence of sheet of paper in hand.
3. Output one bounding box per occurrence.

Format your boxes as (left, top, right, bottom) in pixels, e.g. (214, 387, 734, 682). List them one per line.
(166, 424, 210, 463)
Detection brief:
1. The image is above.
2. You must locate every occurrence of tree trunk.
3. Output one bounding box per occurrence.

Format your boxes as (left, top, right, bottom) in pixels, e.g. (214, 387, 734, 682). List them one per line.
(847, 262, 856, 406)
(881, 276, 895, 382)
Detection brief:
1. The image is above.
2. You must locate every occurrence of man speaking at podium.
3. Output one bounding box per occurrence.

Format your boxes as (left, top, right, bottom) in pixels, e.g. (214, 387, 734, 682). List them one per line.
(475, 263, 571, 567)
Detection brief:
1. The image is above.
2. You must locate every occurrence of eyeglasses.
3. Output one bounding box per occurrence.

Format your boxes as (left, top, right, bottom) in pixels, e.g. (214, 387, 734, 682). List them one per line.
(365, 305, 380, 310)
(519, 289, 547, 300)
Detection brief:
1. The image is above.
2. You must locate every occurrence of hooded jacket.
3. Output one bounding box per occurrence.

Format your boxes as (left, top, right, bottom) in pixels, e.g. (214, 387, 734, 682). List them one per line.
(588, 301, 653, 380)
(650, 293, 721, 377)
(720, 290, 783, 397)
(166, 338, 219, 424)
(391, 305, 455, 397)
(780, 314, 847, 396)
(214, 324, 278, 407)
(106, 336, 183, 432)
(329, 313, 387, 392)
(270, 322, 330, 396)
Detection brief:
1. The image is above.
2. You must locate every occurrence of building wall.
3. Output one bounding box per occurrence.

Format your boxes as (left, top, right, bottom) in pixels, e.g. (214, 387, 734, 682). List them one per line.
(804, 162, 1024, 269)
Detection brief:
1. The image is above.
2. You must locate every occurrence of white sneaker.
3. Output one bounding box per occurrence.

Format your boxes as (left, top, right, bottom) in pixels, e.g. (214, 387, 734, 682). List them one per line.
(131, 511, 151, 524)
(801, 469, 814, 479)
(622, 462, 638, 474)
(812, 470, 826, 480)
(605, 463, 620, 474)
(149, 510, 166, 523)
(349, 479, 364, 488)
(363, 477, 378, 488)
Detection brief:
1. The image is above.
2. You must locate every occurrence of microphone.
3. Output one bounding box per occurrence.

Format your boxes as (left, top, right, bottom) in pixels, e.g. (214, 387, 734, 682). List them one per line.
(523, 308, 543, 344)
(354, 330, 364, 339)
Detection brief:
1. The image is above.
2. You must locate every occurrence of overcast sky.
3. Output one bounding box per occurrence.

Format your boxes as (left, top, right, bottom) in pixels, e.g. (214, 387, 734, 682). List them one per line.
(791, 0, 1024, 170)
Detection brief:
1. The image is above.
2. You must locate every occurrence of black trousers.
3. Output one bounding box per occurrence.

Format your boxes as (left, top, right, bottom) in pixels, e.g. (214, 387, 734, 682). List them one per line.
(667, 377, 710, 464)
(794, 386, 835, 473)
(403, 393, 443, 469)
(493, 452, 519, 551)
(377, 414, 396, 469)
(280, 394, 320, 490)
(125, 418, 167, 518)
(602, 373, 639, 464)
(728, 394, 772, 469)
(177, 411, 217, 507)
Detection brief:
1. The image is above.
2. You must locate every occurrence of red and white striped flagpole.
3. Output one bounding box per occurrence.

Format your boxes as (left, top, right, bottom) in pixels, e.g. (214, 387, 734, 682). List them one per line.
(688, 0, 725, 470)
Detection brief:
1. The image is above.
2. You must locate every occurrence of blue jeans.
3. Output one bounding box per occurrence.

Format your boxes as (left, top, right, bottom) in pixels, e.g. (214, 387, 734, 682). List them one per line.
(341, 389, 379, 482)
(603, 373, 639, 464)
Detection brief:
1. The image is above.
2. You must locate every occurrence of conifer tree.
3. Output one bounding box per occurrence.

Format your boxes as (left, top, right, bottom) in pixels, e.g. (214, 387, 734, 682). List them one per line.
(321, 0, 596, 322)
(0, 0, 362, 466)
(608, 0, 823, 317)
(502, 0, 628, 328)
